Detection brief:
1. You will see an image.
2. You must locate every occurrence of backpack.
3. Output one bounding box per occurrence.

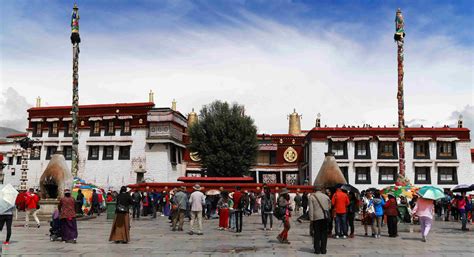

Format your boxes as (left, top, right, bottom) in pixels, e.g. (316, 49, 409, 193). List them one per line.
(238, 195, 249, 209)
(273, 196, 287, 220)
(263, 195, 273, 212)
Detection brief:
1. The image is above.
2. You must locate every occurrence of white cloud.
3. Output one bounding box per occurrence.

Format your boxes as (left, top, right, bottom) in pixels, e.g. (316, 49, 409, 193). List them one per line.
(1, 11, 472, 136)
(0, 87, 32, 131)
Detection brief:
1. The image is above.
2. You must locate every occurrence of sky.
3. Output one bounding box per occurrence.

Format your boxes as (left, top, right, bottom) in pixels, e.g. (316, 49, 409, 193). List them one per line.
(0, 0, 473, 137)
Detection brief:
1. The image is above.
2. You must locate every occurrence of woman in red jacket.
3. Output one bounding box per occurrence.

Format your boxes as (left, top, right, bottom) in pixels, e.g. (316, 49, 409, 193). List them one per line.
(384, 193, 399, 237)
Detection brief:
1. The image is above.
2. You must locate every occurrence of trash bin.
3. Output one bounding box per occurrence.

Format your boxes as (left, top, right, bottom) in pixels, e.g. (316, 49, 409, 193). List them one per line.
(106, 202, 116, 220)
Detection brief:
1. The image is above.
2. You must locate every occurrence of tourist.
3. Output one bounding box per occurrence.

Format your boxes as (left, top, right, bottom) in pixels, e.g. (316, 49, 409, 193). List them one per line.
(171, 186, 188, 231)
(75, 189, 84, 215)
(106, 192, 113, 203)
(302, 192, 309, 217)
(25, 188, 40, 228)
(141, 192, 150, 216)
(308, 185, 331, 254)
(346, 192, 359, 238)
(0, 205, 14, 245)
(384, 193, 398, 237)
(276, 188, 291, 244)
(131, 190, 142, 219)
(217, 191, 232, 230)
(58, 189, 78, 243)
(188, 184, 205, 235)
(163, 190, 172, 216)
(331, 188, 349, 239)
(458, 192, 469, 231)
(450, 195, 459, 221)
(442, 192, 451, 221)
(109, 186, 133, 243)
(261, 186, 275, 231)
(413, 197, 434, 242)
(398, 195, 411, 223)
(151, 189, 160, 219)
(325, 189, 334, 237)
(370, 191, 385, 238)
(233, 186, 244, 233)
(361, 191, 375, 237)
(89, 189, 100, 216)
(15, 190, 27, 220)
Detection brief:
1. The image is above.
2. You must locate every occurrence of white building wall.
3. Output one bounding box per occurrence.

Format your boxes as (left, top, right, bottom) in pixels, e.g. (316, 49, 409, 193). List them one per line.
(145, 144, 185, 183)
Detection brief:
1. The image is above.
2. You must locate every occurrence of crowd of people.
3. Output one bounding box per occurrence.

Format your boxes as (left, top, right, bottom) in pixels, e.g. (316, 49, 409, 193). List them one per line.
(2, 183, 472, 255)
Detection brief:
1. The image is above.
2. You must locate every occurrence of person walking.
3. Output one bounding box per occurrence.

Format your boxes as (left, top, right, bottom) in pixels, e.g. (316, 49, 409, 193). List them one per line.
(89, 189, 100, 216)
(346, 192, 359, 238)
(151, 189, 160, 219)
(325, 189, 334, 237)
(361, 192, 375, 237)
(109, 186, 133, 243)
(188, 184, 205, 235)
(131, 190, 142, 219)
(458, 192, 470, 231)
(331, 188, 349, 239)
(0, 205, 14, 245)
(233, 186, 244, 233)
(25, 188, 40, 228)
(58, 189, 78, 243)
(217, 191, 232, 230)
(309, 185, 331, 255)
(384, 193, 398, 237)
(302, 192, 309, 217)
(370, 191, 385, 238)
(261, 187, 275, 231)
(75, 189, 84, 215)
(294, 191, 302, 215)
(172, 186, 188, 231)
(276, 188, 292, 244)
(413, 197, 434, 242)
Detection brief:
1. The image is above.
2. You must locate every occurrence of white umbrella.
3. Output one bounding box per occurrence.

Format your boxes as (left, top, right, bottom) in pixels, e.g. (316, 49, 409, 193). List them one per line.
(206, 189, 221, 196)
(0, 184, 19, 214)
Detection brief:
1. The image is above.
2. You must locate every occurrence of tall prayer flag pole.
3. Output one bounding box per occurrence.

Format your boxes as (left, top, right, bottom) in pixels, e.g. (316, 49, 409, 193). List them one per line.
(71, 3, 81, 177)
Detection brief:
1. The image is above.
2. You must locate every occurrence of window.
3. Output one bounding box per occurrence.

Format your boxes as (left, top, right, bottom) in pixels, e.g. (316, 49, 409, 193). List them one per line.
(33, 123, 42, 137)
(90, 121, 101, 136)
(16, 156, 22, 165)
(177, 148, 182, 164)
(414, 167, 431, 184)
(46, 146, 57, 160)
(340, 166, 349, 183)
(378, 142, 397, 159)
(63, 146, 73, 160)
(118, 146, 131, 160)
(8, 157, 13, 165)
(414, 141, 430, 159)
(103, 146, 114, 160)
(169, 144, 177, 165)
(379, 167, 397, 184)
(328, 141, 347, 159)
(437, 142, 456, 159)
(105, 121, 115, 136)
(438, 167, 458, 184)
(355, 167, 371, 184)
(88, 146, 99, 160)
(256, 152, 270, 165)
(64, 122, 73, 137)
(49, 122, 59, 137)
(270, 151, 277, 164)
(355, 141, 370, 159)
(30, 146, 41, 160)
(121, 120, 131, 135)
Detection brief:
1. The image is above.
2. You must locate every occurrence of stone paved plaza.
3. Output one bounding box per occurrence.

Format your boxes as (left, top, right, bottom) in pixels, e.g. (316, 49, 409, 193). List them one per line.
(1, 214, 473, 257)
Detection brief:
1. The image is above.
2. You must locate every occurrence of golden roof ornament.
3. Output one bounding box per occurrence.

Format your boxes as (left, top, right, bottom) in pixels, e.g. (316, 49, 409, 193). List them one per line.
(288, 108, 301, 135)
(187, 108, 198, 127)
(171, 99, 177, 111)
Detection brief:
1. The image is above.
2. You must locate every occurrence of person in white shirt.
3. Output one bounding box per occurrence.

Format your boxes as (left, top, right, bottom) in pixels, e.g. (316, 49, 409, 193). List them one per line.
(188, 184, 205, 235)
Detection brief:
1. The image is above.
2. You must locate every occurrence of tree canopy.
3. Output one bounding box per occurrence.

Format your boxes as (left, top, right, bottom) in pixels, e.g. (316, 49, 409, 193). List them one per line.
(188, 101, 258, 177)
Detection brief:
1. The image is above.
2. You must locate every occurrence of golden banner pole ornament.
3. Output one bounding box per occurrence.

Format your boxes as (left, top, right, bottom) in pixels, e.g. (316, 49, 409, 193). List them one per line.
(71, 3, 80, 177)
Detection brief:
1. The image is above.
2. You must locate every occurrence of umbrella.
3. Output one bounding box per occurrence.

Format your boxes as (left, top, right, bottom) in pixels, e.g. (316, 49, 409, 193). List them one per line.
(336, 184, 360, 194)
(206, 189, 221, 196)
(380, 185, 419, 199)
(0, 184, 19, 214)
(417, 186, 445, 200)
(451, 184, 474, 193)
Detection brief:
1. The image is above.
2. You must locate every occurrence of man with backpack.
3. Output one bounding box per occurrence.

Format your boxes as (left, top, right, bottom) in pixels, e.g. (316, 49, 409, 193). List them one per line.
(261, 187, 275, 231)
(233, 186, 244, 233)
(309, 185, 331, 254)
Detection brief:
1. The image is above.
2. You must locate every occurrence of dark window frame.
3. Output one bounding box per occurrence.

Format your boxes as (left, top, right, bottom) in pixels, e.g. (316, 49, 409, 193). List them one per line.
(32, 123, 43, 137)
(64, 122, 73, 137)
(378, 167, 397, 184)
(16, 156, 22, 165)
(121, 120, 132, 136)
(436, 142, 457, 160)
(354, 141, 371, 159)
(269, 151, 277, 164)
(355, 167, 371, 184)
(90, 121, 101, 137)
(63, 146, 73, 160)
(8, 157, 13, 165)
(437, 167, 458, 184)
(48, 122, 59, 137)
(105, 120, 115, 136)
(103, 146, 114, 160)
(30, 146, 41, 160)
(328, 140, 348, 159)
(378, 141, 398, 159)
(88, 146, 100, 160)
(118, 146, 131, 160)
(169, 144, 177, 165)
(46, 146, 58, 160)
(414, 141, 430, 159)
(414, 167, 431, 184)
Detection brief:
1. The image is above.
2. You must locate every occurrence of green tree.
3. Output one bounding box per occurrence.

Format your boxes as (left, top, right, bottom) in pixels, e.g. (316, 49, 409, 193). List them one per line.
(188, 101, 258, 177)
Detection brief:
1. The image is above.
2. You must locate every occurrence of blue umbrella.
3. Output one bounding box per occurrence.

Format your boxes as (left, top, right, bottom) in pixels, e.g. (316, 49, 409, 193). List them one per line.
(418, 186, 445, 200)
